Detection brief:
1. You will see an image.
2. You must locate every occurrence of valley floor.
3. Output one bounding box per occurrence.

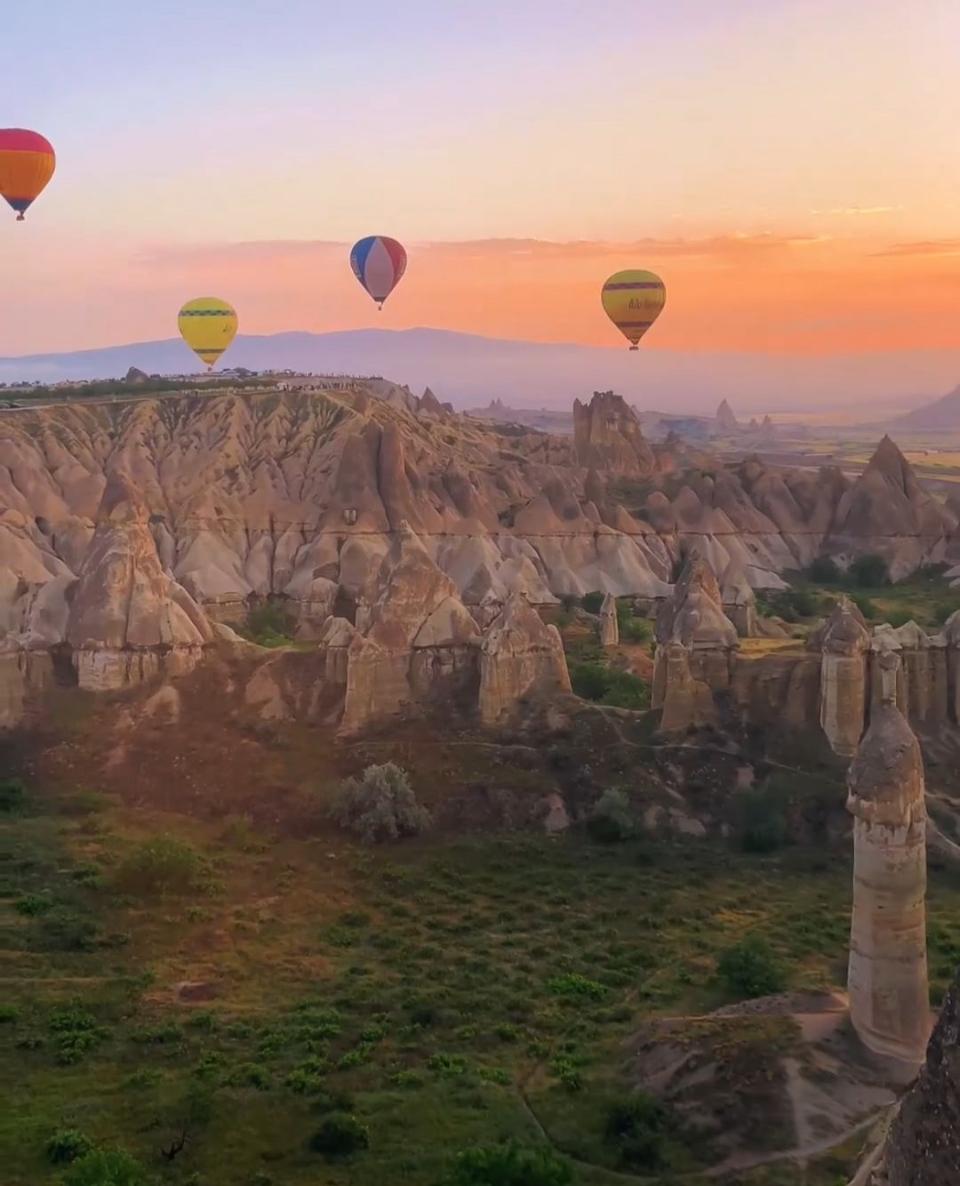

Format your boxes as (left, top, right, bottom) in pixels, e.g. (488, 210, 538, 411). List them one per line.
(4, 751, 960, 1186)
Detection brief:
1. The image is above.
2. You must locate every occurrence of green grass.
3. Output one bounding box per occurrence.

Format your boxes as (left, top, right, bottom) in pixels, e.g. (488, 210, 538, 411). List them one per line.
(3, 779, 959, 1185)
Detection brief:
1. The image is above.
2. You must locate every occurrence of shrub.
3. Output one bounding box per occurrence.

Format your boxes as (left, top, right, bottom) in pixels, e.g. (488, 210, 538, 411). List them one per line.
(934, 601, 960, 626)
(49, 1004, 107, 1065)
(605, 1093, 674, 1171)
(445, 1141, 573, 1186)
(807, 556, 842, 584)
(329, 763, 430, 844)
(587, 788, 634, 843)
(621, 616, 652, 644)
(581, 591, 604, 615)
(851, 593, 879, 621)
(849, 554, 890, 588)
(15, 891, 54, 916)
(309, 1112, 369, 1158)
(113, 835, 208, 896)
(546, 973, 606, 1001)
(0, 778, 26, 812)
(717, 935, 786, 999)
(734, 789, 788, 853)
(240, 600, 296, 647)
(887, 609, 913, 628)
(570, 662, 650, 710)
(64, 1148, 148, 1186)
(46, 1129, 94, 1165)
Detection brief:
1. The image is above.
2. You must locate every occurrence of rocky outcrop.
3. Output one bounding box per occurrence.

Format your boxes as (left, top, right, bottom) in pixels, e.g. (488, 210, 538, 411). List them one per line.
(847, 654, 930, 1067)
(880, 968, 960, 1184)
(652, 555, 739, 731)
(478, 593, 570, 726)
(64, 472, 214, 690)
(715, 399, 739, 432)
(824, 437, 956, 580)
(815, 596, 870, 757)
(599, 592, 619, 647)
(340, 524, 480, 733)
(870, 622, 949, 730)
(720, 560, 757, 637)
(573, 391, 656, 475)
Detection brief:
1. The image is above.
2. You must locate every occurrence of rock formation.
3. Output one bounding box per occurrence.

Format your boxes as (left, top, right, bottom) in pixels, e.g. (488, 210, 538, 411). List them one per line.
(64, 471, 214, 690)
(653, 555, 738, 729)
(870, 622, 949, 730)
(847, 653, 930, 1067)
(715, 399, 739, 432)
(478, 593, 570, 726)
(879, 967, 960, 1184)
(719, 559, 757, 637)
(815, 596, 870, 757)
(824, 437, 956, 580)
(572, 391, 655, 475)
(599, 592, 619, 647)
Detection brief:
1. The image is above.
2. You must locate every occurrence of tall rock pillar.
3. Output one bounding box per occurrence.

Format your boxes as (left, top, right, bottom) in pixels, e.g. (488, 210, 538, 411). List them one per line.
(846, 651, 930, 1067)
(599, 592, 619, 648)
(817, 595, 870, 757)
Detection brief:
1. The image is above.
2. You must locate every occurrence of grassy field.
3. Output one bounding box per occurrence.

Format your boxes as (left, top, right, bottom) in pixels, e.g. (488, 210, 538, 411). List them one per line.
(4, 772, 960, 1186)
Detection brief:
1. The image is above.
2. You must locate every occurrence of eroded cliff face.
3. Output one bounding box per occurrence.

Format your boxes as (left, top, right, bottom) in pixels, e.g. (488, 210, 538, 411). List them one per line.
(3, 388, 955, 648)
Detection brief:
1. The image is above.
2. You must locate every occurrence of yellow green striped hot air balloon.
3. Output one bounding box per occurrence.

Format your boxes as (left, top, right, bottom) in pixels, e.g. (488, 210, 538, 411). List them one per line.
(177, 297, 238, 369)
(601, 270, 665, 350)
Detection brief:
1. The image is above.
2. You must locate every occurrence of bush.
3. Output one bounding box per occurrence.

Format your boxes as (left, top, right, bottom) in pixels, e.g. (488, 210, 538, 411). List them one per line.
(605, 1094, 674, 1171)
(717, 935, 786, 999)
(240, 600, 296, 647)
(734, 789, 788, 853)
(64, 1148, 148, 1186)
(621, 617, 652, 644)
(851, 593, 879, 621)
(934, 601, 960, 626)
(445, 1141, 573, 1186)
(587, 788, 634, 843)
(887, 609, 913, 628)
(309, 1112, 369, 1158)
(329, 763, 430, 844)
(546, 973, 606, 1001)
(807, 556, 842, 584)
(0, 778, 26, 812)
(581, 591, 604, 615)
(46, 1129, 94, 1165)
(113, 835, 208, 896)
(569, 662, 650, 710)
(849, 554, 890, 588)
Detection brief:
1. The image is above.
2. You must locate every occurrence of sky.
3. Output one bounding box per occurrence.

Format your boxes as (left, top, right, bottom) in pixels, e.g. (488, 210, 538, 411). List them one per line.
(2, 0, 959, 371)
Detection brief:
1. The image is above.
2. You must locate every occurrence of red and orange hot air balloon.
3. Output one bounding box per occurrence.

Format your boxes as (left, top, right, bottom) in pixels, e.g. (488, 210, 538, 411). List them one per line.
(0, 129, 56, 221)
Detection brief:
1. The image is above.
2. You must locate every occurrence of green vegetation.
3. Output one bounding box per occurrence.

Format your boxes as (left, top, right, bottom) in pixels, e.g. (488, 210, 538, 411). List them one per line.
(569, 662, 650, 710)
(718, 935, 786, 999)
(5, 774, 960, 1185)
(3, 375, 274, 403)
(586, 789, 634, 844)
(329, 763, 431, 843)
(580, 591, 605, 615)
(238, 599, 297, 647)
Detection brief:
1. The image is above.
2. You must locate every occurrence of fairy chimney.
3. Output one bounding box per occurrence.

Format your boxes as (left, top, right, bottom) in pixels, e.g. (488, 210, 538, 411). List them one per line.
(846, 651, 930, 1067)
(599, 592, 619, 647)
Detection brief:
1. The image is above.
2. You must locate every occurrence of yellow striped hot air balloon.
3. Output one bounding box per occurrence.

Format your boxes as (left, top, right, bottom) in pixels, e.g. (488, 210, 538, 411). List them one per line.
(601, 270, 666, 350)
(177, 297, 238, 369)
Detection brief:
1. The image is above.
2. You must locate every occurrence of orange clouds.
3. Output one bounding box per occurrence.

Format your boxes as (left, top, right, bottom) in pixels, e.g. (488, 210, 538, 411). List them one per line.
(2, 232, 957, 358)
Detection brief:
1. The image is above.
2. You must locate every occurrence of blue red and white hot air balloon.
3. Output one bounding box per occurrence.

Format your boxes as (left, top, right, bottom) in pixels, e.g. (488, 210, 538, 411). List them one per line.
(349, 235, 407, 309)
(0, 129, 56, 221)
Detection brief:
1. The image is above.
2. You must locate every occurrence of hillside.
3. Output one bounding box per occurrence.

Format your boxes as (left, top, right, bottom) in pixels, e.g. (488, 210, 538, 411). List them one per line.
(893, 383, 960, 431)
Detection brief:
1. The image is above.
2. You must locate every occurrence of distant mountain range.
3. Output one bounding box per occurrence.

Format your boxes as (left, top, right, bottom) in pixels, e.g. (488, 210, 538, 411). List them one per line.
(893, 385, 960, 431)
(1, 327, 958, 415)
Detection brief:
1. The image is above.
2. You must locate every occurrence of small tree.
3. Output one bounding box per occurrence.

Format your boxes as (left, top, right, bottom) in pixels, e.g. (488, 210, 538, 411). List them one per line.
(587, 788, 634, 843)
(46, 1129, 94, 1165)
(717, 935, 786, 999)
(330, 763, 430, 843)
(309, 1113, 369, 1158)
(807, 556, 841, 585)
(581, 591, 604, 615)
(445, 1141, 572, 1186)
(605, 1093, 674, 1171)
(849, 554, 890, 588)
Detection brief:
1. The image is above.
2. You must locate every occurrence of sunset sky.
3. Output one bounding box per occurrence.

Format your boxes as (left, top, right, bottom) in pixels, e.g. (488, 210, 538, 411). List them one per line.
(3, 0, 959, 359)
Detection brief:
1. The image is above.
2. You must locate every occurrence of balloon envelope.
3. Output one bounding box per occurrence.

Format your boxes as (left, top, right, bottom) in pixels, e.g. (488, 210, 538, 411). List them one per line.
(177, 298, 238, 368)
(601, 270, 665, 350)
(350, 236, 407, 307)
(0, 129, 55, 221)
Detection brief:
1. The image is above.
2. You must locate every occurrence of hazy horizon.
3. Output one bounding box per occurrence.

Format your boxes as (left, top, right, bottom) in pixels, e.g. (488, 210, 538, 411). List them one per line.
(4, 0, 959, 411)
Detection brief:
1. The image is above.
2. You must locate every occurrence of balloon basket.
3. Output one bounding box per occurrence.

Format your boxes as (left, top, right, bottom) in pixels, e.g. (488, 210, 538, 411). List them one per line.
(629, 345, 638, 352)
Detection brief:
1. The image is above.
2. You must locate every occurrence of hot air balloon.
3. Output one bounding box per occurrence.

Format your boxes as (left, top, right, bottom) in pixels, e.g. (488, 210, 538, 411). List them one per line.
(0, 129, 56, 221)
(350, 236, 407, 309)
(177, 298, 238, 369)
(601, 270, 666, 350)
